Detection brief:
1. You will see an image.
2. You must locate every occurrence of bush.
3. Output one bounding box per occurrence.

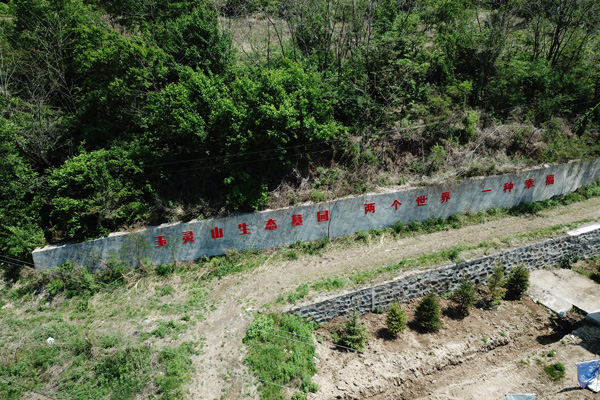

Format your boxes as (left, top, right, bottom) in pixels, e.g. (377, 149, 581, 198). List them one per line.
(156, 264, 174, 277)
(450, 277, 476, 316)
(486, 264, 506, 304)
(560, 252, 579, 269)
(386, 301, 407, 336)
(339, 310, 369, 351)
(504, 265, 530, 300)
(415, 291, 441, 332)
(543, 362, 565, 381)
(244, 314, 317, 399)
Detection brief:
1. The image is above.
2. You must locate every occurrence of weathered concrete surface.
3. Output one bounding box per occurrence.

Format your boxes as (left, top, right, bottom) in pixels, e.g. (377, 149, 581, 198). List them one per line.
(32, 158, 600, 269)
(529, 269, 600, 318)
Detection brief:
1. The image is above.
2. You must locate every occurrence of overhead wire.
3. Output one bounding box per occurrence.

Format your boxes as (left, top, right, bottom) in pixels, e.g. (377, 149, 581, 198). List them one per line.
(135, 97, 600, 178)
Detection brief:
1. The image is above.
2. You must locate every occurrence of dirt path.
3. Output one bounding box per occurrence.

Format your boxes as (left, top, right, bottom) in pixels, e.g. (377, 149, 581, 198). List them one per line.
(188, 196, 600, 399)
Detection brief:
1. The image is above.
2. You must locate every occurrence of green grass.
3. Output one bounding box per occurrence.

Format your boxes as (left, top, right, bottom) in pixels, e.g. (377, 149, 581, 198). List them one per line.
(243, 314, 318, 399)
(0, 315, 198, 400)
(0, 260, 209, 400)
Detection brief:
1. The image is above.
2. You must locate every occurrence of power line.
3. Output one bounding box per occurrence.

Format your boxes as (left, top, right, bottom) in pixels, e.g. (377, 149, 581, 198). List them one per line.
(136, 97, 600, 178)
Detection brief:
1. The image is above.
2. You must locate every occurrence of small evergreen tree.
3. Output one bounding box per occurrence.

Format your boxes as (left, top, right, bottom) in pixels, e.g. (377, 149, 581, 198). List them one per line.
(339, 310, 369, 351)
(486, 264, 506, 304)
(505, 265, 530, 300)
(386, 300, 407, 336)
(450, 277, 476, 316)
(415, 291, 441, 332)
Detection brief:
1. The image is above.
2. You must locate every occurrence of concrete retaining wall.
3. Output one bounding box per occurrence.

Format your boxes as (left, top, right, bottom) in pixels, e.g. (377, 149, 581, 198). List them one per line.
(32, 159, 600, 270)
(287, 225, 600, 323)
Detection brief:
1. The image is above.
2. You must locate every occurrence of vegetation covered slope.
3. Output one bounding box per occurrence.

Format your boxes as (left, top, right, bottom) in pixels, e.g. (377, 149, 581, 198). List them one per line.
(1, 0, 599, 274)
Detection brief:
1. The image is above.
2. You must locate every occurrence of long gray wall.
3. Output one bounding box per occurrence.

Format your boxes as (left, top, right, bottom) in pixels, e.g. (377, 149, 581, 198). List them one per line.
(32, 159, 600, 269)
(287, 225, 600, 322)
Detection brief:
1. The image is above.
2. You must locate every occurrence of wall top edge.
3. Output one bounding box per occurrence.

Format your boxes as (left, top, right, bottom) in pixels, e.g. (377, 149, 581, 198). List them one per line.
(32, 158, 600, 253)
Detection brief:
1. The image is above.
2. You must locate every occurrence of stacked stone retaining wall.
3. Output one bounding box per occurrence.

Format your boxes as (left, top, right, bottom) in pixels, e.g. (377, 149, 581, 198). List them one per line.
(288, 226, 600, 323)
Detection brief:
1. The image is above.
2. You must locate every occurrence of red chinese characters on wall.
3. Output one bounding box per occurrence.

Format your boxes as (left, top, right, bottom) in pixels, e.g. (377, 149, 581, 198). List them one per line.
(154, 235, 167, 247)
(182, 231, 194, 243)
(292, 214, 303, 226)
(238, 223, 250, 235)
(524, 178, 535, 189)
(441, 192, 450, 203)
(265, 219, 278, 230)
(317, 210, 329, 222)
(151, 172, 563, 251)
(210, 227, 223, 239)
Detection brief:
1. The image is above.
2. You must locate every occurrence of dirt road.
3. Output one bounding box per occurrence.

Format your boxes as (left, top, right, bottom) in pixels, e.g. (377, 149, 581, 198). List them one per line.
(189, 196, 600, 399)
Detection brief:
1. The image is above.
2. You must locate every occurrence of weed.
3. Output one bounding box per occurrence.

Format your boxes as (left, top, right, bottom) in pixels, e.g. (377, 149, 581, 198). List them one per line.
(355, 231, 369, 242)
(244, 314, 317, 399)
(156, 285, 174, 297)
(156, 264, 174, 277)
(311, 277, 345, 292)
(543, 362, 565, 381)
(287, 284, 310, 304)
(311, 189, 328, 203)
(151, 320, 186, 339)
(560, 252, 579, 269)
(547, 350, 556, 357)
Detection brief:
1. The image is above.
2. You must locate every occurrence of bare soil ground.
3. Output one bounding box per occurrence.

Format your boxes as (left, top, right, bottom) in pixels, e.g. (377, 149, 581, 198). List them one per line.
(189, 197, 600, 399)
(314, 297, 600, 400)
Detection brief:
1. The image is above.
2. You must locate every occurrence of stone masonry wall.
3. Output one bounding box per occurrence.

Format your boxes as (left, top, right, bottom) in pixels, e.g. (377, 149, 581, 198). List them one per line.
(287, 226, 600, 323)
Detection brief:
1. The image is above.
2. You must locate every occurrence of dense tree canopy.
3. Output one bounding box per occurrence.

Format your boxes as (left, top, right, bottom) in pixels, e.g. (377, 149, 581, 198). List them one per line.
(0, 0, 599, 271)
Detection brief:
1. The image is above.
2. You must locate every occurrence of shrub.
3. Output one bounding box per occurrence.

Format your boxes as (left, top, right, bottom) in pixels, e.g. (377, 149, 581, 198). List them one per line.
(415, 291, 441, 332)
(450, 277, 476, 316)
(505, 265, 530, 300)
(486, 264, 506, 304)
(339, 310, 369, 351)
(244, 314, 317, 399)
(386, 301, 407, 336)
(560, 252, 579, 269)
(156, 264, 174, 277)
(543, 362, 565, 381)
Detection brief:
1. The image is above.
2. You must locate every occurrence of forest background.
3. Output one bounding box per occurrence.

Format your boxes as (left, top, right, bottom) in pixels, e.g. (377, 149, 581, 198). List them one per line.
(1, 0, 600, 277)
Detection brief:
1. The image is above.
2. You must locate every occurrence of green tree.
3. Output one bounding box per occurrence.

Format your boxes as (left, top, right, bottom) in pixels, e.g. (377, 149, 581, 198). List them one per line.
(0, 119, 45, 279)
(148, 4, 232, 74)
(339, 310, 369, 351)
(486, 264, 506, 305)
(450, 276, 476, 316)
(415, 290, 441, 332)
(504, 265, 530, 300)
(386, 300, 407, 336)
(45, 148, 153, 241)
